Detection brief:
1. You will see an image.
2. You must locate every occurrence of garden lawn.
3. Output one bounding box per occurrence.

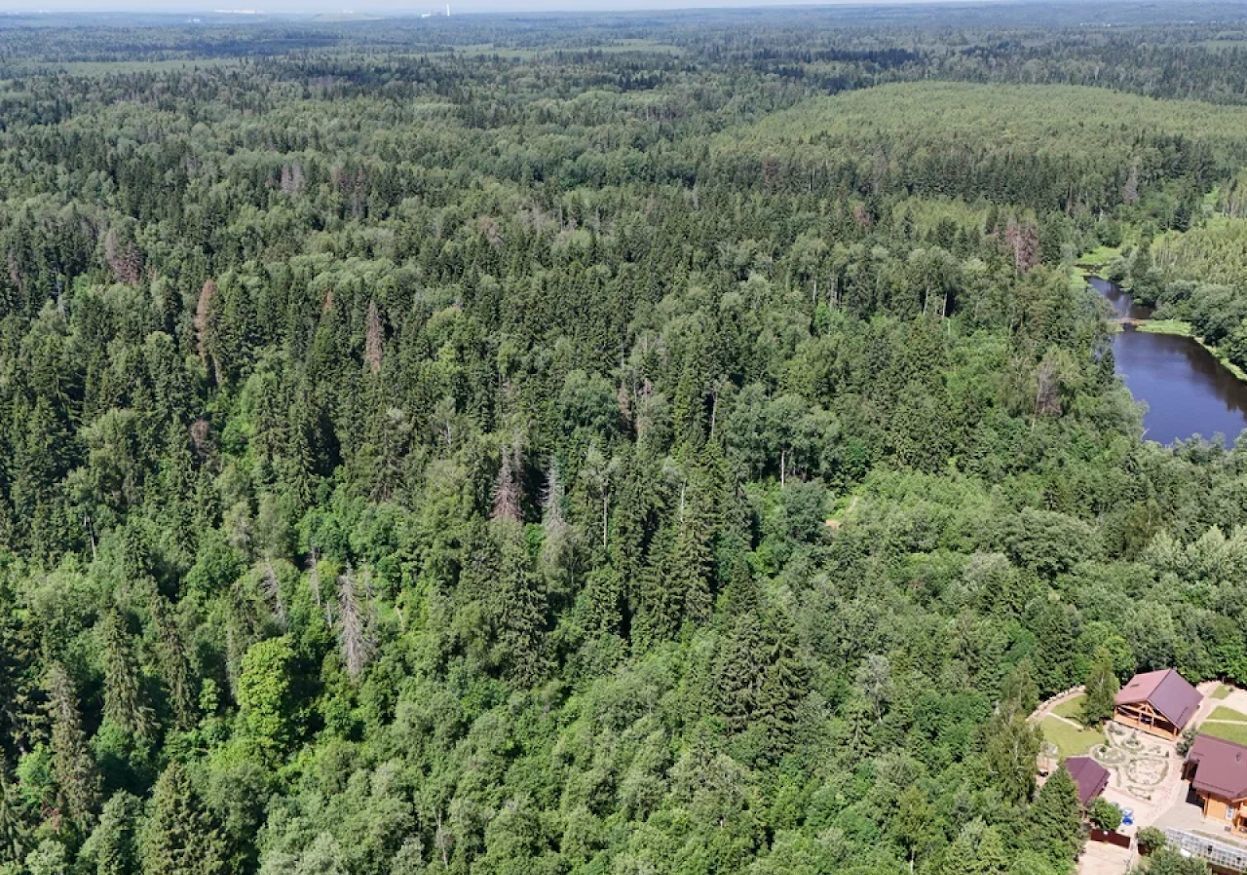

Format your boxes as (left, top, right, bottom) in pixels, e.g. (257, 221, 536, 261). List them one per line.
(1041, 715, 1103, 758)
(1201, 721, 1247, 746)
(1207, 705, 1247, 722)
(1052, 694, 1087, 720)
(1200, 705, 1247, 745)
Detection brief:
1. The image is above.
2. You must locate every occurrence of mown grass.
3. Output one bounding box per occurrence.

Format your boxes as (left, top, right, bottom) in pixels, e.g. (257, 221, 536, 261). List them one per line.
(1201, 721, 1247, 747)
(1207, 705, 1247, 722)
(1041, 715, 1102, 758)
(1052, 694, 1086, 721)
(1214, 684, 1233, 700)
(1136, 319, 1195, 336)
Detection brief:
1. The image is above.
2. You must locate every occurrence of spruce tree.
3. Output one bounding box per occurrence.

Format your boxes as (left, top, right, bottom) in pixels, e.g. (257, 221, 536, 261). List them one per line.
(46, 662, 101, 825)
(140, 762, 227, 875)
(149, 594, 195, 732)
(82, 791, 142, 875)
(101, 609, 155, 740)
(0, 755, 26, 866)
(495, 524, 549, 685)
(1025, 766, 1084, 868)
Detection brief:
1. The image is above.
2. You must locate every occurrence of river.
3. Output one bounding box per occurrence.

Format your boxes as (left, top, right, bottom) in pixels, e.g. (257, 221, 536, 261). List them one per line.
(1088, 276, 1247, 445)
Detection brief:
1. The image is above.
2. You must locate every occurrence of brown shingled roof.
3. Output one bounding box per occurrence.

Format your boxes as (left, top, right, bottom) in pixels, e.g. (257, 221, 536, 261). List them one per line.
(1114, 668, 1202, 730)
(1188, 735, 1247, 802)
(1063, 756, 1109, 806)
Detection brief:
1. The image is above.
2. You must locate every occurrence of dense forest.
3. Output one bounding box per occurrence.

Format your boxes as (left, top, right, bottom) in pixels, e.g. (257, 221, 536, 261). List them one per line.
(1, 3, 1247, 873)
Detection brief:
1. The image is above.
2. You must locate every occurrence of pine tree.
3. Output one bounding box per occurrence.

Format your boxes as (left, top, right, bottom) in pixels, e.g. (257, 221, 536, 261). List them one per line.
(101, 609, 155, 740)
(149, 594, 195, 731)
(1081, 646, 1119, 727)
(140, 762, 228, 875)
(1026, 766, 1084, 867)
(82, 791, 142, 875)
(0, 755, 27, 866)
(984, 704, 1041, 805)
(46, 662, 101, 825)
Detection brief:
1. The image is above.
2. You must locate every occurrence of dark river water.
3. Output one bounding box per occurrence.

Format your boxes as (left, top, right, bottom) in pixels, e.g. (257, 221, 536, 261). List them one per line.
(1088, 276, 1247, 445)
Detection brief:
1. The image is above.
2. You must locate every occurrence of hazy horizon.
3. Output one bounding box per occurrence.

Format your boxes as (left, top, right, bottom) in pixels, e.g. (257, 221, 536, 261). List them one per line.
(0, 0, 1011, 17)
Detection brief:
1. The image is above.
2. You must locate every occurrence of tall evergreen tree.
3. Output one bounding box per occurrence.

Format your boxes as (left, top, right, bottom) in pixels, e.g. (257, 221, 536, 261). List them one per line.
(1025, 766, 1084, 868)
(46, 662, 101, 825)
(100, 609, 155, 740)
(140, 763, 227, 875)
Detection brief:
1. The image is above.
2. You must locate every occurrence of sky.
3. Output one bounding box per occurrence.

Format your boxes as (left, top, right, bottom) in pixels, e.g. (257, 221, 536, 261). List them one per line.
(0, 0, 990, 15)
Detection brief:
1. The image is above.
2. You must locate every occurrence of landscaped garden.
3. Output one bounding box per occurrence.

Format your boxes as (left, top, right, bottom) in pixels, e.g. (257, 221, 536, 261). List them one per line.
(1092, 724, 1172, 801)
(1040, 714, 1104, 758)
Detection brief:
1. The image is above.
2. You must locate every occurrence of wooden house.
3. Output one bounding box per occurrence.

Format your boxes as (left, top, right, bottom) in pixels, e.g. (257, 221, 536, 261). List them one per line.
(1185, 735, 1247, 835)
(1113, 668, 1202, 740)
(1064, 756, 1109, 807)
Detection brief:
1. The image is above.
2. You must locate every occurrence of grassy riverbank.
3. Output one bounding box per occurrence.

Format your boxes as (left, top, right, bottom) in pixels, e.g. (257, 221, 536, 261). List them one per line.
(1078, 257, 1247, 385)
(1135, 319, 1247, 382)
(1076, 244, 1124, 270)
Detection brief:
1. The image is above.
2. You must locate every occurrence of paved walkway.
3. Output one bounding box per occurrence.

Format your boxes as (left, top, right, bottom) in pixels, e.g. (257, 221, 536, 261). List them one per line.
(1078, 838, 1133, 875)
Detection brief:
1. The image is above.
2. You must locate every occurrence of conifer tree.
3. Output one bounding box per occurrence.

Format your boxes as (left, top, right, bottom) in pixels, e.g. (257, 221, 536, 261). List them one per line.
(495, 525, 548, 685)
(336, 568, 375, 680)
(0, 755, 26, 866)
(100, 609, 155, 740)
(149, 594, 196, 732)
(757, 625, 808, 761)
(140, 762, 228, 875)
(82, 791, 141, 875)
(1025, 766, 1084, 867)
(46, 662, 101, 825)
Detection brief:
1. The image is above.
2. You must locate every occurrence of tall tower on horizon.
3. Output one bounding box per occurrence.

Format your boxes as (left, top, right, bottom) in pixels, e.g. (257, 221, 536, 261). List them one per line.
(446, 3, 450, 15)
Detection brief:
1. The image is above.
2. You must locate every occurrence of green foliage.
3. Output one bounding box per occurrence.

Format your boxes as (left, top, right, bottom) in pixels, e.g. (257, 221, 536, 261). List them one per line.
(1081, 647, 1120, 727)
(1025, 768, 1084, 871)
(1140, 848, 1211, 875)
(236, 638, 298, 764)
(1137, 826, 1167, 856)
(140, 763, 228, 875)
(0, 7, 1244, 874)
(1088, 797, 1122, 832)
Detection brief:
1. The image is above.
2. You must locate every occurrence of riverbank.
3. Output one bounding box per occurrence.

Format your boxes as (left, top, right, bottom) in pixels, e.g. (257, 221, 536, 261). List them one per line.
(1134, 320, 1247, 383)
(1078, 259, 1247, 386)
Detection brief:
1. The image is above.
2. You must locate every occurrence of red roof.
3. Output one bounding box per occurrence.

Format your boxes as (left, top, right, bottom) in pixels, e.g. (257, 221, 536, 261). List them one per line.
(1063, 756, 1109, 806)
(1188, 735, 1247, 802)
(1114, 668, 1202, 730)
